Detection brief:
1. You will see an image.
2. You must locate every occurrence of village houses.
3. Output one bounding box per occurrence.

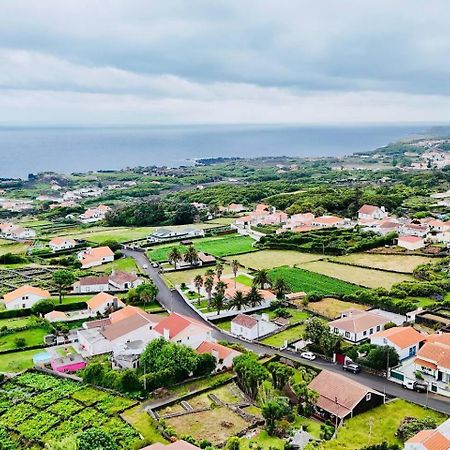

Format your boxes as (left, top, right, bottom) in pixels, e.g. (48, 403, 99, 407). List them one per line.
(2, 285, 50, 310)
(77, 246, 114, 269)
(48, 236, 77, 252)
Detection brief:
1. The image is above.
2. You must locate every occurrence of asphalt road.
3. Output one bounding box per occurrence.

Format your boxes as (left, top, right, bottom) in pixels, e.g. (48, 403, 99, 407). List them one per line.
(124, 249, 450, 415)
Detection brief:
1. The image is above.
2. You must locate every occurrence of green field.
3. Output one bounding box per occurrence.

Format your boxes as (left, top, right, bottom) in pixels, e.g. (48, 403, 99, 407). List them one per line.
(235, 274, 253, 286)
(148, 234, 256, 262)
(322, 399, 447, 449)
(0, 327, 47, 352)
(0, 348, 42, 372)
(91, 256, 138, 273)
(0, 241, 30, 256)
(269, 266, 361, 295)
(0, 316, 35, 329)
(163, 265, 233, 287)
(261, 323, 306, 347)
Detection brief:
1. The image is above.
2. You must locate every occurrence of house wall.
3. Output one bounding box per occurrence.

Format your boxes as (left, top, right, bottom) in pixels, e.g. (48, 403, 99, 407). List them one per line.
(77, 331, 112, 356)
(4, 293, 46, 310)
(76, 283, 110, 294)
(110, 326, 161, 348)
(81, 255, 114, 269)
(330, 324, 384, 343)
(231, 320, 277, 340)
(370, 336, 420, 360)
(173, 326, 212, 349)
(51, 361, 86, 373)
(109, 278, 143, 290)
(88, 299, 125, 315)
(352, 392, 385, 416)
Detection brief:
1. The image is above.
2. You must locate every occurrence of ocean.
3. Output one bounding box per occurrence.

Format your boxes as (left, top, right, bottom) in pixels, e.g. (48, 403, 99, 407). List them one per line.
(0, 124, 427, 179)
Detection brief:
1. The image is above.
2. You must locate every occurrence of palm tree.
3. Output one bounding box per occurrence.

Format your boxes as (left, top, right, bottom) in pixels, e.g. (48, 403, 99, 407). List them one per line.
(205, 268, 215, 277)
(253, 269, 271, 289)
(184, 246, 199, 266)
(168, 246, 182, 270)
(215, 262, 224, 281)
(212, 291, 226, 315)
(246, 286, 264, 307)
(193, 274, 204, 306)
(231, 259, 240, 288)
(273, 277, 290, 299)
(204, 275, 214, 309)
(215, 280, 228, 297)
(229, 290, 247, 311)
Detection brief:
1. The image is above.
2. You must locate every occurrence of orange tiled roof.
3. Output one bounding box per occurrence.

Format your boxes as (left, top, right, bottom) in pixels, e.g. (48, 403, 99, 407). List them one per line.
(87, 292, 120, 310)
(406, 429, 450, 450)
(3, 285, 50, 303)
(196, 340, 241, 360)
(371, 327, 425, 349)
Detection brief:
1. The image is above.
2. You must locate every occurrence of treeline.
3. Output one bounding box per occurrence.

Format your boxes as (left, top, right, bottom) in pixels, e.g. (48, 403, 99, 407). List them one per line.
(259, 229, 396, 256)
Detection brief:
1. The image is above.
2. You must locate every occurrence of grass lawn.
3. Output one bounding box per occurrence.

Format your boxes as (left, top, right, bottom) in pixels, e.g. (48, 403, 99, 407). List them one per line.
(225, 249, 323, 270)
(235, 274, 253, 286)
(50, 295, 91, 305)
(269, 266, 361, 295)
(148, 234, 256, 262)
(0, 327, 47, 352)
(0, 348, 42, 372)
(267, 308, 311, 324)
(121, 405, 167, 444)
(0, 316, 34, 329)
(261, 323, 306, 347)
(306, 297, 369, 319)
(91, 256, 138, 274)
(302, 260, 412, 289)
(333, 253, 434, 274)
(163, 265, 233, 287)
(0, 242, 30, 256)
(322, 399, 447, 449)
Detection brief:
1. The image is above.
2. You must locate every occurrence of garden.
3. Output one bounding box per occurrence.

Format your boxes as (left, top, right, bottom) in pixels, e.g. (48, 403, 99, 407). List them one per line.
(305, 297, 369, 319)
(0, 371, 141, 449)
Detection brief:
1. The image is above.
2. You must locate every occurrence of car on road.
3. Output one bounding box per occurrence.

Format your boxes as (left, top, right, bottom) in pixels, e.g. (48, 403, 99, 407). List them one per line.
(402, 380, 428, 392)
(300, 352, 316, 361)
(343, 363, 361, 374)
(152, 262, 159, 268)
(142, 264, 148, 269)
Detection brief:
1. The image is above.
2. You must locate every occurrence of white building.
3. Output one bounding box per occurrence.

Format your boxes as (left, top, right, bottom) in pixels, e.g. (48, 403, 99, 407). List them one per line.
(405, 418, 450, 450)
(108, 270, 143, 290)
(49, 237, 77, 252)
(148, 228, 205, 243)
(196, 341, 242, 370)
(79, 205, 111, 223)
(357, 204, 388, 221)
(231, 313, 279, 340)
(73, 276, 111, 294)
(2, 285, 50, 310)
(86, 291, 125, 315)
(77, 246, 114, 269)
(397, 235, 425, 251)
(370, 326, 425, 360)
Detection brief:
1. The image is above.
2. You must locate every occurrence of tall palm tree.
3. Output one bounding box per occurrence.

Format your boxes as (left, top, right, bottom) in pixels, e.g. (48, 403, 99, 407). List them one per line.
(273, 277, 290, 299)
(253, 269, 271, 289)
(246, 286, 264, 307)
(193, 274, 204, 306)
(204, 275, 214, 309)
(215, 262, 224, 281)
(229, 290, 247, 311)
(168, 246, 182, 270)
(205, 268, 215, 277)
(231, 259, 240, 288)
(212, 291, 226, 315)
(184, 245, 199, 266)
(215, 280, 228, 297)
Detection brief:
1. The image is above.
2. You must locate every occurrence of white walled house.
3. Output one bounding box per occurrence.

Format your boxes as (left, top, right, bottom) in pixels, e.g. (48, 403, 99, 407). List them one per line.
(73, 276, 111, 294)
(370, 326, 425, 360)
(3, 285, 50, 310)
(231, 313, 279, 340)
(86, 292, 125, 315)
(49, 237, 77, 252)
(397, 235, 425, 251)
(357, 204, 388, 221)
(77, 246, 114, 269)
(196, 341, 242, 370)
(108, 270, 143, 290)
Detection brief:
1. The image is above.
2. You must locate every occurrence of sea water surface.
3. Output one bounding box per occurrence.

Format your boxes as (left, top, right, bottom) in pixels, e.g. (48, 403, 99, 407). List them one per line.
(0, 124, 427, 178)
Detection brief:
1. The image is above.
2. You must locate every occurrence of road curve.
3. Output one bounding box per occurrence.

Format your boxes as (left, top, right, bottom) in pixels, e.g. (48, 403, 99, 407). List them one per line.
(124, 249, 450, 415)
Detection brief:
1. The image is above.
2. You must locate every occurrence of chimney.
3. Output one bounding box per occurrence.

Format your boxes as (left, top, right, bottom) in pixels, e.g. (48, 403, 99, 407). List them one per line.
(113, 297, 118, 309)
(211, 349, 219, 361)
(261, 313, 269, 322)
(163, 328, 170, 340)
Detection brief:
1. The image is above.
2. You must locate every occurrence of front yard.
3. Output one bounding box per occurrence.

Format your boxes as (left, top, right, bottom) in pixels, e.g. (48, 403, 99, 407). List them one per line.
(261, 323, 306, 347)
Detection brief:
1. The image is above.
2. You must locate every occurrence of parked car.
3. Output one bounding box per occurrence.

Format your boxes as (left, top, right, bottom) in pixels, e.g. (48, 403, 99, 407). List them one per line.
(300, 352, 316, 361)
(402, 380, 428, 392)
(142, 264, 148, 269)
(152, 262, 159, 268)
(343, 363, 361, 374)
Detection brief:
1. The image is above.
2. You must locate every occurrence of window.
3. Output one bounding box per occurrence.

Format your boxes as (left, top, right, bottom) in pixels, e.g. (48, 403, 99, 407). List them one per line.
(344, 332, 350, 338)
(366, 393, 371, 401)
(363, 331, 367, 336)
(334, 328, 339, 333)
(369, 328, 373, 334)
(376, 326, 381, 331)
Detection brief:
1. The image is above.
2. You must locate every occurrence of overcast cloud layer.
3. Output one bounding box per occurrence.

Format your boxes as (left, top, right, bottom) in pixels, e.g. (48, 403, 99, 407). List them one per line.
(1, 0, 450, 125)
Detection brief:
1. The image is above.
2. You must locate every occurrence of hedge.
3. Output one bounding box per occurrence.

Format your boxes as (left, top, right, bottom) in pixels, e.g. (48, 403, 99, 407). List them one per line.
(54, 302, 87, 312)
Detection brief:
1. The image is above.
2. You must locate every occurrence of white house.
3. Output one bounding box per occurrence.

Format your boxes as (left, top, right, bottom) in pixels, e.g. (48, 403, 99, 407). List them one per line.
(86, 291, 125, 315)
(357, 204, 388, 221)
(153, 312, 213, 349)
(329, 310, 390, 343)
(77, 246, 114, 269)
(72, 276, 111, 294)
(3, 285, 50, 310)
(112, 340, 146, 369)
(0, 225, 36, 241)
(108, 270, 144, 290)
(196, 341, 242, 370)
(414, 333, 450, 384)
(397, 235, 425, 251)
(148, 228, 205, 243)
(230, 313, 279, 340)
(370, 326, 425, 360)
(79, 204, 110, 223)
(49, 237, 77, 252)
(405, 418, 450, 450)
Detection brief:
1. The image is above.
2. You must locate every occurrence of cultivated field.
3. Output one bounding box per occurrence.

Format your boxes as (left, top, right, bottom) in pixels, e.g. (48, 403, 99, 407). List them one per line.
(333, 253, 434, 273)
(0, 241, 30, 256)
(302, 260, 412, 289)
(306, 297, 369, 319)
(224, 250, 323, 270)
(268, 266, 361, 295)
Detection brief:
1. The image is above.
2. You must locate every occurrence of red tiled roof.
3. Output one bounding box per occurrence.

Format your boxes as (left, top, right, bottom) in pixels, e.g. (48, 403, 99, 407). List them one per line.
(398, 235, 424, 243)
(406, 429, 450, 450)
(231, 314, 258, 329)
(358, 204, 380, 214)
(329, 311, 388, 334)
(153, 312, 210, 339)
(3, 285, 50, 303)
(372, 327, 425, 349)
(196, 340, 241, 360)
(78, 276, 109, 286)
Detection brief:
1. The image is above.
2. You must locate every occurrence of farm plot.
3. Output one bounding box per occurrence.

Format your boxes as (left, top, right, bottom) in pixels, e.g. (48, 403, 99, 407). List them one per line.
(0, 371, 141, 449)
(224, 250, 323, 270)
(148, 234, 255, 262)
(306, 297, 369, 319)
(332, 253, 434, 274)
(0, 266, 60, 296)
(0, 241, 30, 256)
(302, 260, 412, 289)
(268, 266, 361, 296)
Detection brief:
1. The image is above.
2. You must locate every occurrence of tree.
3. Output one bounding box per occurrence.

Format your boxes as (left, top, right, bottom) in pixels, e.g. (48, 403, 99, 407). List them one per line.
(31, 299, 55, 316)
(168, 247, 183, 270)
(215, 280, 227, 297)
(212, 290, 226, 316)
(246, 286, 264, 307)
(204, 275, 214, 309)
(267, 362, 294, 390)
(173, 202, 197, 225)
(120, 369, 142, 392)
(45, 436, 77, 450)
(215, 262, 224, 281)
(365, 345, 400, 370)
(184, 246, 199, 266)
(193, 274, 204, 306)
(14, 337, 26, 348)
(193, 353, 216, 376)
(261, 396, 290, 435)
(304, 317, 341, 356)
(231, 259, 240, 288)
(99, 239, 121, 252)
(229, 290, 247, 311)
(135, 282, 158, 306)
(225, 436, 241, 450)
(82, 362, 105, 385)
(252, 269, 271, 289)
(52, 269, 75, 304)
(273, 277, 290, 299)
(233, 353, 269, 399)
(77, 428, 118, 450)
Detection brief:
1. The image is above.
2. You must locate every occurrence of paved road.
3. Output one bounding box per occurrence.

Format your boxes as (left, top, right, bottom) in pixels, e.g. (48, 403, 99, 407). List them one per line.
(124, 250, 450, 415)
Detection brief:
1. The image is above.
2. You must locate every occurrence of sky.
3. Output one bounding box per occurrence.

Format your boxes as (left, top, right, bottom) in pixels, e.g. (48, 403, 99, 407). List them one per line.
(1, 0, 450, 126)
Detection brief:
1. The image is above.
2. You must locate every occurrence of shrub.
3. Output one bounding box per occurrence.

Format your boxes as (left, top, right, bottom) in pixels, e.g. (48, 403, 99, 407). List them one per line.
(14, 337, 26, 348)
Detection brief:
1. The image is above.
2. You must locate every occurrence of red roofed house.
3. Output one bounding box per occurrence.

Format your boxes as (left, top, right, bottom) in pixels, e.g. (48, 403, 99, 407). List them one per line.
(86, 292, 125, 315)
(48, 237, 77, 252)
(141, 440, 200, 450)
(329, 310, 390, 343)
(358, 204, 388, 221)
(108, 270, 143, 290)
(370, 326, 425, 360)
(154, 312, 213, 349)
(77, 246, 114, 268)
(405, 418, 450, 450)
(226, 203, 245, 213)
(231, 313, 279, 340)
(73, 276, 111, 294)
(3, 285, 50, 310)
(308, 370, 385, 423)
(79, 204, 111, 224)
(397, 235, 425, 251)
(414, 333, 450, 384)
(196, 341, 242, 370)
(312, 215, 345, 228)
